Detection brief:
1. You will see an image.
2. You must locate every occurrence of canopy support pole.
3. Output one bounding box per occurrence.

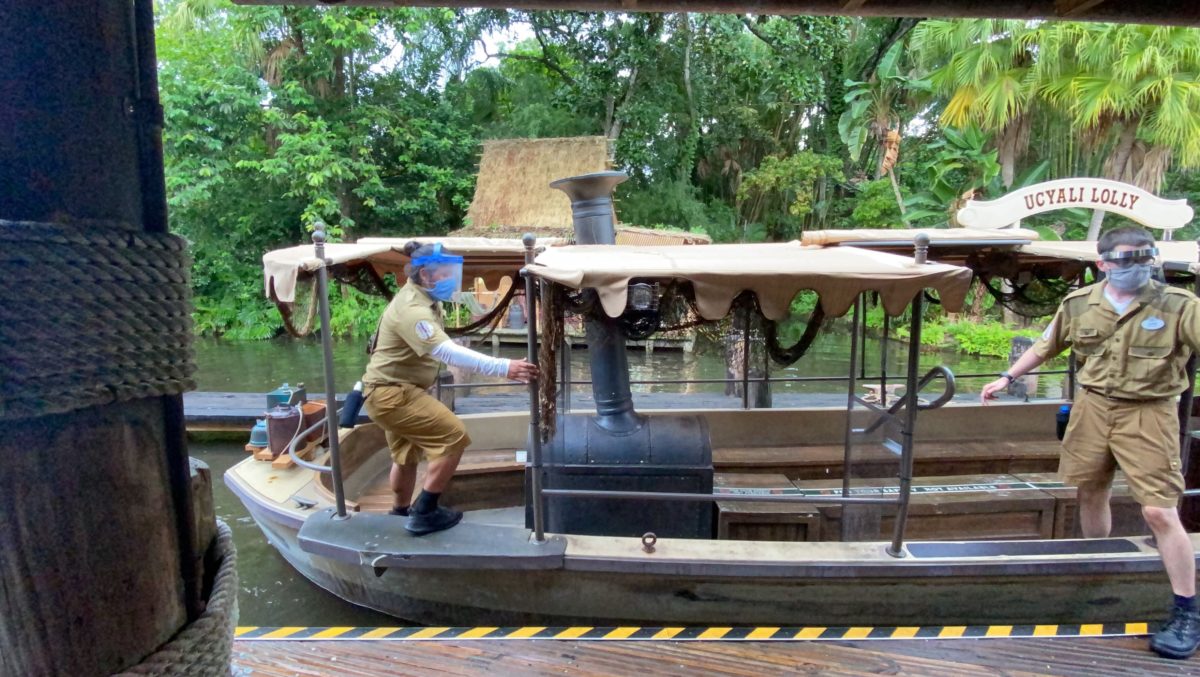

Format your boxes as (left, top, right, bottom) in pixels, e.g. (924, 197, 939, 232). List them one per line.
(314, 227, 348, 519)
(840, 295, 863, 541)
(887, 234, 930, 558)
(523, 234, 546, 544)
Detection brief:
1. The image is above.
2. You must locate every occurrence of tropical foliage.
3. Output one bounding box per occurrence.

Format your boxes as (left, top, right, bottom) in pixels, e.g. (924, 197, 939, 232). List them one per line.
(156, 3, 1200, 341)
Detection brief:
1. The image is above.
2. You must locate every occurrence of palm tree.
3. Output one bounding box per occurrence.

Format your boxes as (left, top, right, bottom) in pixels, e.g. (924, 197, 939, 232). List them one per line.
(910, 19, 1040, 190)
(1037, 23, 1200, 239)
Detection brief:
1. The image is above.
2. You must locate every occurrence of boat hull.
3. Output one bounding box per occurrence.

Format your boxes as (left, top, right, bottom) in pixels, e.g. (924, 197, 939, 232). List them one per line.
(235, 486, 1180, 627)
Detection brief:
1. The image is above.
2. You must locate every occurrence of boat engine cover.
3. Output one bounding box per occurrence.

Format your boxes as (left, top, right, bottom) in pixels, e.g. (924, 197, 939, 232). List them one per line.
(526, 413, 714, 538)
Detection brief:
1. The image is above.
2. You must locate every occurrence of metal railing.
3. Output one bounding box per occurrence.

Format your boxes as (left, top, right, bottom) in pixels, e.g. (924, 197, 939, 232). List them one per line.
(286, 417, 339, 474)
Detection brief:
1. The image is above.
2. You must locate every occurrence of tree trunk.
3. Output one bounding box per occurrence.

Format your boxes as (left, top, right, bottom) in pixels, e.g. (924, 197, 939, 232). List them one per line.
(679, 12, 698, 180)
(1000, 129, 1016, 189)
(605, 65, 639, 145)
(1088, 119, 1141, 240)
(888, 169, 908, 222)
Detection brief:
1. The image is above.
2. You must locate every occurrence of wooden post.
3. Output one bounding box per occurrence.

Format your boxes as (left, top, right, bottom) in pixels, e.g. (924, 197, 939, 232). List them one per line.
(1008, 336, 1037, 401)
(0, 3, 205, 674)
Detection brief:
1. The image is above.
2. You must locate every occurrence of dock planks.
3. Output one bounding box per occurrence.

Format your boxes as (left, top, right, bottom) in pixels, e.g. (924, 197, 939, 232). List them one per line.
(231, 636, 1196, 676)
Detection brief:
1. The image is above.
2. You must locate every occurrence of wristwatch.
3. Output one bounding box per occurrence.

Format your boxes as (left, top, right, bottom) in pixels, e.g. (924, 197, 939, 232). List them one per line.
(1000, 371, 1016, 383)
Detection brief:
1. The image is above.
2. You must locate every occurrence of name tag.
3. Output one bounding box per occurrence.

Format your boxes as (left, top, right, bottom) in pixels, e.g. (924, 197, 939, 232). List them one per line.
(1142, 317, 1165, 331)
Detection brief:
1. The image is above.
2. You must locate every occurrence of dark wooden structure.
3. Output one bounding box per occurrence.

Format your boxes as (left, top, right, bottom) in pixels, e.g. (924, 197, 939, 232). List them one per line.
(0, 2, 207, 674)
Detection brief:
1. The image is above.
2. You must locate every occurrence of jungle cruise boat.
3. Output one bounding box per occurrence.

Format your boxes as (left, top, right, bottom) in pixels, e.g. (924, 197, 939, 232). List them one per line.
(227, 174, 1200, 627)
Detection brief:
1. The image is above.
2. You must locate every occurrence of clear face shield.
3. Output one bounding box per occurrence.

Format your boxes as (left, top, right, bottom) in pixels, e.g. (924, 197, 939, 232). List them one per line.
(412, 244, 464, 302)
(1099, 246, 1160, 269)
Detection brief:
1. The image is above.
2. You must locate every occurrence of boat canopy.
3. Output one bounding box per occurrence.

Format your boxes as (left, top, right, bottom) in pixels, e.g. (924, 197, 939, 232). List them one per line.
(528, 242, 973, 319)
(801, 228, 1041, 248)
(263, 236, 562, 303)
(1018, 240, 1200, 273)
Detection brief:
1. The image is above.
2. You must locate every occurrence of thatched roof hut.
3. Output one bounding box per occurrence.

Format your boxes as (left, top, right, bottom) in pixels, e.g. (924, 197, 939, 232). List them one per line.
(457, 136, 711, 245)
(466, 136, 610, 232)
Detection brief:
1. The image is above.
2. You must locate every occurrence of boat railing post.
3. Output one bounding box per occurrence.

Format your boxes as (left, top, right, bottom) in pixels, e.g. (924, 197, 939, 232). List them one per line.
(880, 313, 889, 405)
(522, 234, 546, 544)
(313, 224, 348, 519)
(840, 295, 862, 541)
(888, 234, 929, 557)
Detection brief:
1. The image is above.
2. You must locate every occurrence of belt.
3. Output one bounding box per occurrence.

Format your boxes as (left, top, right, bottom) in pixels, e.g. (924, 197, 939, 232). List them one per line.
(1081, 387, 1168, 404)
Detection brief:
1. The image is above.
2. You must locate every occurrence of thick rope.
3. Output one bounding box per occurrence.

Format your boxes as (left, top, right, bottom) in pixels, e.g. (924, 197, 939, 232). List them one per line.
(538, 284, 564, 443)
(764, 305, 826, 366)
(276, 281, 319, 338)
(0, 221, 196, 420)
(446, 281, 520, 339)
(114, 519, 238, 677)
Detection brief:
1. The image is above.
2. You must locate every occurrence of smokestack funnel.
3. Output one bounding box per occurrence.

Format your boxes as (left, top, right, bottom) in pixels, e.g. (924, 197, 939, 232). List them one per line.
(550, 171, 628, 245)
(551, 171, 640, 433)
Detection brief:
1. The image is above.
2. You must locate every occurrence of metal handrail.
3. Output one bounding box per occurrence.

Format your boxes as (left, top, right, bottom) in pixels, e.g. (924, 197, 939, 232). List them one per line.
(433, 369, 1071, 390)
(286, 417, 337, 474)
(859, 365, 956, 437)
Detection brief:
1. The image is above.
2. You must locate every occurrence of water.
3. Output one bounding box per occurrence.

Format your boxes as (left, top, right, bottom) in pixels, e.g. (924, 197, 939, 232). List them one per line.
(194, 331, 1066, 399)
(195, 329, 1065, 625)
(195, 441, 396, 626)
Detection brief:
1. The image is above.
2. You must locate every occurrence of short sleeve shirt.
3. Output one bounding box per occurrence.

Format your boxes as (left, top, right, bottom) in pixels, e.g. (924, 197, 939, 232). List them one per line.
(1030, 280, 1200, 399)
(362, 283, 450, 389)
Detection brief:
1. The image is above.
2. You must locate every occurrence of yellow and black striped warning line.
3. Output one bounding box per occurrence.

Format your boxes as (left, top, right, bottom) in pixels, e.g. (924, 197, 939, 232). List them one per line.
(235, 622, 1154, 641)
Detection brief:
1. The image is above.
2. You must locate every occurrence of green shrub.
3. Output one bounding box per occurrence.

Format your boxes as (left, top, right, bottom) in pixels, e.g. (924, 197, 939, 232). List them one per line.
(943, 320, 1041, 357)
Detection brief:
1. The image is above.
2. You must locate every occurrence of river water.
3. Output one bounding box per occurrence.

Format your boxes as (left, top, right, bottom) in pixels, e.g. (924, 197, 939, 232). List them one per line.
(193, 330, 1066, 626)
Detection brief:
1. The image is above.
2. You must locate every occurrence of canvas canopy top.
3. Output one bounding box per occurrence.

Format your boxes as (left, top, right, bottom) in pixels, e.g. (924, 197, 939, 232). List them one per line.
(264, 236, 562, 303)
(1017, 240, 1200, 274)
(527, 242, 974, 319)
(800, 228, 1041, 248)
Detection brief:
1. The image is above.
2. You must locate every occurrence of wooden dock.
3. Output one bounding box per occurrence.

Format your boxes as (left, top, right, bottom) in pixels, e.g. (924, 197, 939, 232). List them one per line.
(231, 635, 1195, 676)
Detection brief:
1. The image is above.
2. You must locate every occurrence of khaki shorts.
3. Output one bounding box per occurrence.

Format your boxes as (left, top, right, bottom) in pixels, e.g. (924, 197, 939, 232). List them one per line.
(363, 383, 471, 466)
(1060, 388, 1184, 508)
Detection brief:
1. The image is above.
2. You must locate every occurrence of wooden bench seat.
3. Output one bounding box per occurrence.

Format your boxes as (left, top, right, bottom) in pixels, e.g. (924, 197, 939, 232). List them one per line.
(714, 439, 1064, 480)
(1013, 472, 1149, 539)
(714, 473, 820, 542)
(793, 473, 1058, 542)
(346, 448, 525, 514)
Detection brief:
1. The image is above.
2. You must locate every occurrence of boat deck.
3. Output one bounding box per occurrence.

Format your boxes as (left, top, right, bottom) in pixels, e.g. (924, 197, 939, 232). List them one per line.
(231, 634, 1195, 676)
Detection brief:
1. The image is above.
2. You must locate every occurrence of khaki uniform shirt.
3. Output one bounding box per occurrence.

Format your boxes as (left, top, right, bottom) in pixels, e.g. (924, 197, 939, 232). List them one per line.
(1030, 280, 1200, 400)
(362, 283, 449, 389)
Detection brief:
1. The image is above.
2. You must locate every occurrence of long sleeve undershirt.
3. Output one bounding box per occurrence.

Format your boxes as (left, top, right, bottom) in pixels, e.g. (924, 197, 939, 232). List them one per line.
(430, 339, 510, 378)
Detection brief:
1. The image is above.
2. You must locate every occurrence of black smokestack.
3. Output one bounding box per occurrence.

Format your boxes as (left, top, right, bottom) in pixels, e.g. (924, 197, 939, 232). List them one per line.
(550, 171, 640, 433)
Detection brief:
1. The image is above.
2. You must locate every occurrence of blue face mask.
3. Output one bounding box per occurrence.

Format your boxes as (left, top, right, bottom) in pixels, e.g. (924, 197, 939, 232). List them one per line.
(428, 277, 458, 302)
(1107, 263, 1153, 292)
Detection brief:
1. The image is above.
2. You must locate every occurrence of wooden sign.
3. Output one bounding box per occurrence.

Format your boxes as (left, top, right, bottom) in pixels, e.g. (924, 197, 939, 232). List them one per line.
(956, 178, 1194, 232)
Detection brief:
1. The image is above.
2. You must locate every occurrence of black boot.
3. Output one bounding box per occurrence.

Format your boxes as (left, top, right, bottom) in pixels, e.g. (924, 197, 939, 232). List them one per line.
(1150, 606, 1200, 659)
(405, 506, 463, 536)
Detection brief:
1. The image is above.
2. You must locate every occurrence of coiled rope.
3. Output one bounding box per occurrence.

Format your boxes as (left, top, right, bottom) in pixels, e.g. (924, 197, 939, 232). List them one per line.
(0, 220, 196, 420)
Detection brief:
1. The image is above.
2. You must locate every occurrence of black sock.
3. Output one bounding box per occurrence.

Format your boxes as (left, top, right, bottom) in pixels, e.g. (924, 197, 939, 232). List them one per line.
(413, 490, 441, 514)
(1175, 594, 1196, 612)
(389, 505, 410, 516)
